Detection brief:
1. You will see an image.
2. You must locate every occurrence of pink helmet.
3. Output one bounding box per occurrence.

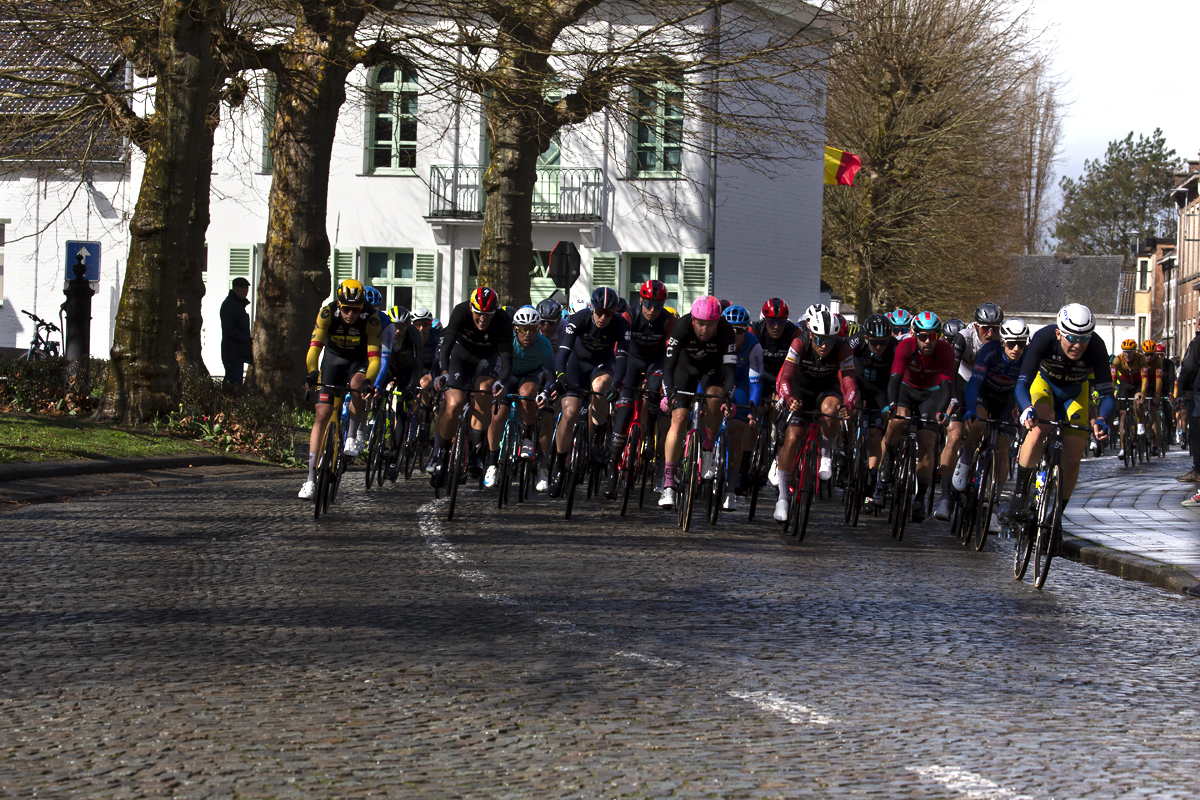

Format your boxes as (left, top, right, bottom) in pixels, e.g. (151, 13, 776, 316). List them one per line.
(691, 295, 723, 322)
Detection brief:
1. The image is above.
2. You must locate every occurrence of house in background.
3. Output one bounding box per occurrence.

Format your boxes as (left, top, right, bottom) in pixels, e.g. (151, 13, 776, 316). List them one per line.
(999, 255, 1135, 355)
(1, 3, 841, 377)
(1167, 160, 1200, 360)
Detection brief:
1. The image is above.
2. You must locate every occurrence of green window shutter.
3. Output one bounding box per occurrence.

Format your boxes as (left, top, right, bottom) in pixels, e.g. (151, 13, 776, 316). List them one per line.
(229, 245, 252, 290)
(679, 254, 711, 309)
(413, 249, 441, 314)
(327, 248, 356, 301)
(590, 252, 620, 292)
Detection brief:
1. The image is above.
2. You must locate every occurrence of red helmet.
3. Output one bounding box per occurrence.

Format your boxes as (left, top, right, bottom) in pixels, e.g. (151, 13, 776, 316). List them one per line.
(639, 280, 668, 302)
(761, 298, 789, 319)
(1156, 342, 1166, 353)
(470, 286, 499, 314)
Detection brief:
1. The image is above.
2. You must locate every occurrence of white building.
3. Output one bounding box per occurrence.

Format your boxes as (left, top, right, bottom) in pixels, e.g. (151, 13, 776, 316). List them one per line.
(1, 5, 836, 375)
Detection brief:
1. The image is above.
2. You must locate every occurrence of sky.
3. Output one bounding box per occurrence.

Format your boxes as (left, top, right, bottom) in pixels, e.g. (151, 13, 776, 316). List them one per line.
(1030, 0, 1200, 186)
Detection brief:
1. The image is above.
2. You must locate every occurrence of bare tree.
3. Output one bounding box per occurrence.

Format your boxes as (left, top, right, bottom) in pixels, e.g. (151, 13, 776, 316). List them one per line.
(820, 0, 1039, 318)
(1015, 58, 1063, 255)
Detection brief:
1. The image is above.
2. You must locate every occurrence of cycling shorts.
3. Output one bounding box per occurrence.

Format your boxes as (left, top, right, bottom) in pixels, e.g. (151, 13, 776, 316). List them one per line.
(446, 343, 501, 391)
(563, 354, 615, 397)
(617, 356, 665, 409)
(318, 350, 368, 405)
(499, 372, 544, 407)
(731, 386, 754, 422)
(948, 374, 968, 422)
(669, 362, 724, 411)
(784, 380, 842, 426)
(860, 385, 890, 431)
(1115, 381, 1141, 401)
(978, 387, 1018, 426)
(895, 383, 942, 432)
(1028, 372, 1089, 438)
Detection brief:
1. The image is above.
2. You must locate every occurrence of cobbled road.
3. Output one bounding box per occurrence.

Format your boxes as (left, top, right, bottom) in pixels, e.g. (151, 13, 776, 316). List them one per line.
(2, 466, 1199, 798)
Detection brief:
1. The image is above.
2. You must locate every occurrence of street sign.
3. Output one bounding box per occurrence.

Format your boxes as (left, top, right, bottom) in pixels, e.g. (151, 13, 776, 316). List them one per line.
(65, 241, 101, 282)
(548, 241, 580, 289)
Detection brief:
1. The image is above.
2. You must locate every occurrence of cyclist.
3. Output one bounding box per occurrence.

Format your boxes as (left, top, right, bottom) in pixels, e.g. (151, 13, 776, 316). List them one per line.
(772, 306, 857, 522)
(721, 304, 762, 510)
(536, 298, 566, 349)
(935, 303, 1003, 519)
(849, 313, 898, 507)
(430, 287, 514, 487)
(659, 295, 737, 508)
(753, 298, 798, 404)
(950, 317, 1028, 515)
(880, 311, 955, 522)
(942, 318, 965, 342)
(552, 287, 630, 487)
(604, 280, 675, 499)
(1160, 343, 1180, 447)
(299, 279, 383, 499)
(1110, 338, 1148, 459)
(376, 305, 424, 397)
(1142, 339, 1165, 454)
(888, 309, 913, 340)
(410, 307, 441, 389)
(485, 305, 554, 488)
(1005, 303, 1114, 547)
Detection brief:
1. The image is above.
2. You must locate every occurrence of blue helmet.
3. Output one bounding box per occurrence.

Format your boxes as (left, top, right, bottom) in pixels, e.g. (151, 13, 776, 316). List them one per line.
(723, 304, 751, 326)
(590, 287, 619, 311)
(912, 311, 942, 334)
(888, 308, 912, 328)
(364, 286, 384, 307)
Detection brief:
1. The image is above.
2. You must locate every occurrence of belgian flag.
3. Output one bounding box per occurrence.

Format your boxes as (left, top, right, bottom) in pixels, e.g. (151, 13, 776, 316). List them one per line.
(824, 146, 862, 186)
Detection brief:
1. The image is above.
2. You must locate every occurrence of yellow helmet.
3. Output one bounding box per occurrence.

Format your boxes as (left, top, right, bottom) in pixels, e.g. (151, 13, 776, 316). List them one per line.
(337, 279, 366, 307)
(1120, 338, 1137, 352)
(1141, 339, 1156, 354)
(664, 306, 677, 317)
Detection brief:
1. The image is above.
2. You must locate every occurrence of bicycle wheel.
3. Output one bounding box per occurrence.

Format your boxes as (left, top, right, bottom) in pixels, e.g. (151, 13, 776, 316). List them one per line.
(679, 431, 700, 531)
(637, 419, 656, 508)
(1013, 491, 1036, 580)
(843, 430, 862, 525)
(1121, 423, 1133, 468)
(565, 421, 586, 520)
(496, 418, 515, 509)
(447, 412, 469, 521)
(892, 443, 913, 541)
(708, 430, 728, 526)
(313, 417, 337, 520)
(795, 436, 819, 541)
(748, 423, 768, 522)
(619, 423, 641, 517)
(973, 449, 997, 551)
(364, 405, 384, 490)
(1033, 464, 1061, 589)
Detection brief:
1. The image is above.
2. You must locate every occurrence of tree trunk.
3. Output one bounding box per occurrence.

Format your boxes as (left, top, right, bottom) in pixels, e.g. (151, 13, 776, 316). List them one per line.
(175, 109, 214, 370)
(479, 99, 542, 306)
(250, 27, 358, 403)
(97, 0, 217, 422)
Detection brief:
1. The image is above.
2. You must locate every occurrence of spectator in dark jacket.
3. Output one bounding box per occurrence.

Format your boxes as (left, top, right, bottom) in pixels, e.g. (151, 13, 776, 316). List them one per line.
(1176, 314, 1200, 485)
(221, 278, 253, 386)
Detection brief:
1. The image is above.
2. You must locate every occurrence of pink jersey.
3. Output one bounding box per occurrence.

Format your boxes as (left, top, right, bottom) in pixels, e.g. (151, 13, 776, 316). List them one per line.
(891, 336, 955, 391)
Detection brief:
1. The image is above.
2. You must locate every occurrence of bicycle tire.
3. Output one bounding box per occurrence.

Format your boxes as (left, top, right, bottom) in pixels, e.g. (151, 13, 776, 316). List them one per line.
(1033, 464, 1060, 588)
(313, 417, 336, 520)
(893, 442, 913, 541)
(1013, 494, 1035, 580)
(364, 405, 384, 490)
(679, 431, 700, 531)
(496, 418, 514, 508)
(637, 421, 656, 509)
(708, 431, 727, 526)
(748, 424, 768, 522)
(843, 427, 863, 525)
(619, 424, 641, 517)
(795, 436, 818, 541)
(973, 449, 996, 551)
(565, 421, 586, 520)
(447, 410, 469, 521)
(1121, 423, 1133, 468)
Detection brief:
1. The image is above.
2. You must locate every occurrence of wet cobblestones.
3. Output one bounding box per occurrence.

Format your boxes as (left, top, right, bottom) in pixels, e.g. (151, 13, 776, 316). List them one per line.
(2, 470, 1199, 797)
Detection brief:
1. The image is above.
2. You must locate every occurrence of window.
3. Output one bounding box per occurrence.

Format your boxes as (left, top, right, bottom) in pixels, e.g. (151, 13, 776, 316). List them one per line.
(366, 250, 415, 310)
(1137, 314, 1148, 344)
(465, 250, 554, 302)
(261, 74, 276, 173)
(631, 79, 683, 177)
(367, 64, 418, 173)
(1137, 258, 1151, 292)
(626, 255, 680, 308)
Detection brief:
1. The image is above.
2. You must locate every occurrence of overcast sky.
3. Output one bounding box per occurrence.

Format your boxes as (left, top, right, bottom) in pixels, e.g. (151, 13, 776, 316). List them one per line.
(1031, 0, 1200, 186)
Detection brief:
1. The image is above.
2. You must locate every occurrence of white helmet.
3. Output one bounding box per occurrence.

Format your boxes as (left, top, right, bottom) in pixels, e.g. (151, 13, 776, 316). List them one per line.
(806, 308, 838, 337)
(410, 307, 433, 322)
(512, 305, 540, 327)
(1057, 303, 1094, 336)
(570, 298, 590, 314)
(999, 317, 1029, 342)
(803, 303, 829, 322)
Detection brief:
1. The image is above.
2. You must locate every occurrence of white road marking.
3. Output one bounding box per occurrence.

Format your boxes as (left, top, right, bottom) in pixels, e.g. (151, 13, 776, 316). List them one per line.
(906, 766, 1034, 800)
(727, 690, 836, 725)
(616, 651, 683, 669)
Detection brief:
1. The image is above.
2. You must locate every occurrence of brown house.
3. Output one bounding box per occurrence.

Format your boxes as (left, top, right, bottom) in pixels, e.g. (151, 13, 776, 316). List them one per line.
(1166, 161, 1200, 359)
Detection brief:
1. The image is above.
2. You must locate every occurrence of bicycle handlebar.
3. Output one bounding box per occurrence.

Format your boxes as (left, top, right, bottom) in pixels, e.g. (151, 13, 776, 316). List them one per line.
(22, 309, 59, 332)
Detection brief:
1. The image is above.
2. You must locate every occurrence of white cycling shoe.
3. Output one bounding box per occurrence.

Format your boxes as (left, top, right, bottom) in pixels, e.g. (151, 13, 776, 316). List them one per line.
(952, 461, 971, 492)
(535, 468, 549, 493)
(818, 453, 832, 481)
(702, 450, 716, 480)
(773, 494, 789, 522)
(520, 439, 534, 460)
(722, 492, 738, 511)
(343, 438, 362, 458)
(658, 487, 676, 508)
(1137, 423, 1146, 436)
(484, 465, 498, 488)
(768, 460, 779, 487)
(298, 480, 316, 500)
(933, 495, 951, 521)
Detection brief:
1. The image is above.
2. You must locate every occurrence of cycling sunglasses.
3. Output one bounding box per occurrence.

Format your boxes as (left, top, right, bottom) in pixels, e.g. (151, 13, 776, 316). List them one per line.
(915, 332, 940, 342)
(471, 308, 495, 318)
(1003, 340, 1027, 349)
(978, 325, 1000, 334)
(594, 307, 616, 318)
(867, 338, 889, 347)
(516, 325, 538, 335)
(641, 299, 665, 310)
(732, 325, 749, 335)
(1062, 332, 1091, 345)
(812, 334, 838, 347)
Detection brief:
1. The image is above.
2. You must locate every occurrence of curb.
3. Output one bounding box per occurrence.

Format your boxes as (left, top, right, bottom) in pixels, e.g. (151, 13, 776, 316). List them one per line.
(0, 454, 283, 484)
(1062, 533, 1200, 596)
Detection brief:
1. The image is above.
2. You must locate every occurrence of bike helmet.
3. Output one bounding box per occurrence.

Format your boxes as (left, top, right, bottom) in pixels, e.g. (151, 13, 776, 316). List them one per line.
(761, 298, 789, 319)
(974, 302, 1003, 325)
(470, 286, 499, 314)
(806, 308, 838, 337)
(640, 280, 668, 302)
(1120, 338, 1138, 352)
(691, 295, 723, 321)
(1157, 342, 1166, 353)
(833, 313, 848, 336)
(845, 320, 862, 337)
(410, 307, 433, 322)
(719, 298, 732, 313)
(1057, 303, 1094, 336)
(1141, 339, 1157, 354)
(336, 279, 366, 307)
(723, 304, 751, 327)
(512, 305, 541, 327)
(615, 296, 630, 316)
(942, 318, 965, 340)
(888, 308, 912, 328)
(364, 286, 383, 307)
(501, 305, 517, 317)
(803, 303, 830, 321)
(912, 311, 942, 334)
(388, 305, 410, 325)
(864, 313, 890, 338)
(999, 317, 1029, 342)
(570, 298, 590, 314)
(536, 298, 562, 322)
(591, 287, 619, 311)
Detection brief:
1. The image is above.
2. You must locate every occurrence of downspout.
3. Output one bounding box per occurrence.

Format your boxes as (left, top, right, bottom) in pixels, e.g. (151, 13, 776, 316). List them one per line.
(447, 48, 463, 318)
(33, 173, 41, 316)
(707, 4, 720, 290)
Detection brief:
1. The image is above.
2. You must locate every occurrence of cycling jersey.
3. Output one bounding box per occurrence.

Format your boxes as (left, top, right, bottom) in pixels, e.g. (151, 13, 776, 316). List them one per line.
(965, 339, 1022, 410)
(438, 301, 514, 385)
(663, 314, 737, 398)
(777, 330, 858, 410)
(421, 326, 443, 372)
(890, 336, 955, 392)
(1144, 353, 1164, 395)
(1015, 324, 1114, 422)
(848, 332, 898, 393)
(734, 330, 764, 408)
(1162, 357, 1177, 397)
(376, 323, 424, 391)
(1110, 351, 1147, 388)
(512, 333, 555, 379)
(953, 323, 990, 382)
(627, 309, 676, 362)
(307, 301, 383, 380)
(752, 319, 799, 379)
(555, 309, 631, 383)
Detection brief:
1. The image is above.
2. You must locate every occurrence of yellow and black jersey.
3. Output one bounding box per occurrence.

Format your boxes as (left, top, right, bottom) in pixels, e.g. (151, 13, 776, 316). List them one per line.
(307, 302, 383, 379)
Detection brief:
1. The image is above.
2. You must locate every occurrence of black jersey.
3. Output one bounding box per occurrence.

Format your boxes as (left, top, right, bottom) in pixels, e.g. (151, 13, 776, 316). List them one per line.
(627, 309, 676, 362)
(438, 301, 514, 363)
(1017, 324, 1112, 390)
(848, 331, 898, 391)
(422, 326, 443, 371)
(664, 314, 737, 396)
(752, 319, 799, 378)
(555, 309, 631, 373)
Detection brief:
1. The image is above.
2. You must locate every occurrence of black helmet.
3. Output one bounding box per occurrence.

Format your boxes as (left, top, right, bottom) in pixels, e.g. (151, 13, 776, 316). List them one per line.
(536, 298, 562, 322)
(974, 303, 1003, 325)
(864, 313, 890, 338)
(942, 318, 965, 339)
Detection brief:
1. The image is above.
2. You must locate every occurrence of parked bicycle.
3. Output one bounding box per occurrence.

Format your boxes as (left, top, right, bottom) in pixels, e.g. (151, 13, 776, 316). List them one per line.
(21, 310, 60, 360)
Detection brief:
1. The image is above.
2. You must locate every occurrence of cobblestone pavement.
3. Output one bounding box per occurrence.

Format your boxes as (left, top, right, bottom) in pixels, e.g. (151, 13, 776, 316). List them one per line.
(3, 466, 1200, 798)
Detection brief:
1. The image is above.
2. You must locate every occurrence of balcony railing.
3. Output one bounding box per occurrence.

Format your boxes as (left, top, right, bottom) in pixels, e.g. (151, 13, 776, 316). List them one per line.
(429, 165, 602, 221)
